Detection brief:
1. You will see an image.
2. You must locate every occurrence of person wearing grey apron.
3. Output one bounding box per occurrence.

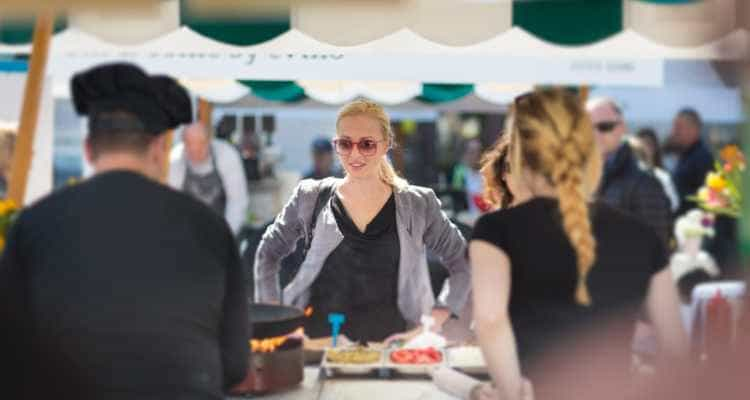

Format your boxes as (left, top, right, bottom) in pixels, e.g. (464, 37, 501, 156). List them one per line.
(183, 145, 227, 217)
(169, 122, 249, 235)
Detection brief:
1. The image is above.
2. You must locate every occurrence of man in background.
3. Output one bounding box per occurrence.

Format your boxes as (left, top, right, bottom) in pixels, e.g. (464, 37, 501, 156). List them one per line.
(668, 108, 739, 274)
(451, 139, 486, 215)
(668, 108, 714, 217)
(303, 136, 341, 180)
(170, 122, 249, 235)
(587, 98, 672, 246)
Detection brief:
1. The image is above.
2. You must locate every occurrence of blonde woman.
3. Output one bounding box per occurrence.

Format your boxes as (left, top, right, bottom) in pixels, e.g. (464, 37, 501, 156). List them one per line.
(255, 99, 470, 343)
(469, 89, 688, 400)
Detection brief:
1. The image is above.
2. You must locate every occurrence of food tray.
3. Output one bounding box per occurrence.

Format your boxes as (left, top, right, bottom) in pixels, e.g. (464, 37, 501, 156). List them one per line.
(446, 346, 487, 375)
(384, 348, 446, 375)
(321, 347, 385, 376)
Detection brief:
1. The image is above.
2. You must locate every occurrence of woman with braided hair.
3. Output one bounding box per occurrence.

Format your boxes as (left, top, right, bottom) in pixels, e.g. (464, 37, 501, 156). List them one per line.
(469, 88, 687, 400)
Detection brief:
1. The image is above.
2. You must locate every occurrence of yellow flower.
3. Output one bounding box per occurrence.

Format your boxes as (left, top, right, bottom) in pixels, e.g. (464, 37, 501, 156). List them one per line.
(706, 172, 727, 191)
(698, 187, 711, 202)
(0, 199, 17, 216)
(0, 236, 6, 250)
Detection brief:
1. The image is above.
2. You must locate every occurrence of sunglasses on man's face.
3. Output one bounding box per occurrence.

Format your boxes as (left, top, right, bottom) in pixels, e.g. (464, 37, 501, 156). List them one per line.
(594, 120, 620, 134)
(332, 137, 385, 156)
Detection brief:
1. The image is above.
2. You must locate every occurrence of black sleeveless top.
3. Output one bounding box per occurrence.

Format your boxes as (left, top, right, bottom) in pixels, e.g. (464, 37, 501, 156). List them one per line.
(472, 198, 667, 374)
(305, 192, 407, 342)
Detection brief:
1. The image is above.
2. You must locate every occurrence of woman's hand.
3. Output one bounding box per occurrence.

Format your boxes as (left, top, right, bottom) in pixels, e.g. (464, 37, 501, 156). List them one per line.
(383, 308, 452, 347)
(471, 383, 499, 400)
(383, 327, 422, 347)
(431, 307, 452, 330)
(470, 379, 534, 400)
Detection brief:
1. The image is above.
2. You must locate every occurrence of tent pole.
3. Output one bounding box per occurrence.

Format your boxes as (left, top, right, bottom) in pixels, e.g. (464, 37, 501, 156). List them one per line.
(198, 98, 213, 130)
(7, 12, 53, 205)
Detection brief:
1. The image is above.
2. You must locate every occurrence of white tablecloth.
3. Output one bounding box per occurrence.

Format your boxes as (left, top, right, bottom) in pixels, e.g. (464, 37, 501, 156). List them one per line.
(226, 366, 463, 400)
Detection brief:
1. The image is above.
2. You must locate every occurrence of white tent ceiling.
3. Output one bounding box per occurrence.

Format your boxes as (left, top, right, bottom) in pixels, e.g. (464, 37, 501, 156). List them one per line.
(35, 22, 750, 103)
(1, 1, 744, 107)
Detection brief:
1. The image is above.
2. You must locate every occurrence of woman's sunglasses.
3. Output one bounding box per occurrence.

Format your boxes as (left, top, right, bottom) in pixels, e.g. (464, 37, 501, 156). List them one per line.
(332, 138, 386, 156)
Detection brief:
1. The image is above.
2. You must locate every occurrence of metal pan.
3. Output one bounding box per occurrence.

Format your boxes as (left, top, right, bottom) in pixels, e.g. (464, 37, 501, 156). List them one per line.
(249, 303, 306, 339)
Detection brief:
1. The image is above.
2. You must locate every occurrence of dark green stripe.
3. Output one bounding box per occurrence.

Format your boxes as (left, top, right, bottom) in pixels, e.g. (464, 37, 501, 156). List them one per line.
(238, 81, 306, 102)
(513, 0, 622, 46)
(0, 17, 67, 45)
(181, 1, 289, 46)
(419, 84, 474, 103)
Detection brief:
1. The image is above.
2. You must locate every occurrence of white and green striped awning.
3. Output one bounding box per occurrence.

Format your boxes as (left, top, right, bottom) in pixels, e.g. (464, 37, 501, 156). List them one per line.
(0, 0, 745, 104)
(2, 0, 744, 47)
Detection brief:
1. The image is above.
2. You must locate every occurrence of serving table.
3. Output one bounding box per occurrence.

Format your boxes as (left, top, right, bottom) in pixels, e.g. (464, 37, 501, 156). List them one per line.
(227, 366, 461, 400)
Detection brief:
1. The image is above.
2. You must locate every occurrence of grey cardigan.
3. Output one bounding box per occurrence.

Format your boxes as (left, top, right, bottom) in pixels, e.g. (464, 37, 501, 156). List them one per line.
(254, 178, 471, 326)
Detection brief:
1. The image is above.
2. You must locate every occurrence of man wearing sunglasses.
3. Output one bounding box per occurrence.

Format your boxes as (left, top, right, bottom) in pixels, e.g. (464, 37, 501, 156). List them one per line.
(587, 98, 671, 247)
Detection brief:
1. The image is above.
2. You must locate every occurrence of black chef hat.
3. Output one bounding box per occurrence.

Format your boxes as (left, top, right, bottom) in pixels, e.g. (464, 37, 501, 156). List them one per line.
(71, 63, 192, 136)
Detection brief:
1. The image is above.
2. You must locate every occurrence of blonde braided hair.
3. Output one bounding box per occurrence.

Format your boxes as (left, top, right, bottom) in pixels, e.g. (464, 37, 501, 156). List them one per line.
(509, 88, 602, 306)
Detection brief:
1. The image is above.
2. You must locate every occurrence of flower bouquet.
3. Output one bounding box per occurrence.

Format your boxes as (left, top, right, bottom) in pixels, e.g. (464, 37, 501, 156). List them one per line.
(690, 145, 745, 218)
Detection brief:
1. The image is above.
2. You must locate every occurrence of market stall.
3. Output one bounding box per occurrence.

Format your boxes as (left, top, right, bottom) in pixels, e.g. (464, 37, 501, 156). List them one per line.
(0, 2, 747, 399)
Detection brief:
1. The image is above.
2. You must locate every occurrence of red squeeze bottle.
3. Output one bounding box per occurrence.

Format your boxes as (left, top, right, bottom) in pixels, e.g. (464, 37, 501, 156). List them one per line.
(705, 290, 732, 360)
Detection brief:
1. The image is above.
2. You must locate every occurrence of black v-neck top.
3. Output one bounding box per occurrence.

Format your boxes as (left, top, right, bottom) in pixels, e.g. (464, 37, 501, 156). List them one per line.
(305, 192, 406, 342)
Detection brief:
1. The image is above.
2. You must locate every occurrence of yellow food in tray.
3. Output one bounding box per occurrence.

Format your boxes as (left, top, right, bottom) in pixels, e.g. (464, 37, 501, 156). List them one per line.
(326, 346, 381, 364)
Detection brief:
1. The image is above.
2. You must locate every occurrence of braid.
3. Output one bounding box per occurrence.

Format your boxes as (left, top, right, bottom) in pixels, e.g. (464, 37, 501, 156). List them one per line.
(514, 88, 598, 306)
(552, 157, 596, 306)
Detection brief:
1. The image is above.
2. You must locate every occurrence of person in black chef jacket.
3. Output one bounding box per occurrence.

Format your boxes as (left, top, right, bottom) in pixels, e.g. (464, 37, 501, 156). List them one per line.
(0, 63, 248, 400)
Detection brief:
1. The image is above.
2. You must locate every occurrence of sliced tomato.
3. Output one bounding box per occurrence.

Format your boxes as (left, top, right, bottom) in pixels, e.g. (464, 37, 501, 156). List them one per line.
(390, 350, 414, 364)
(391, 348, 442, 364)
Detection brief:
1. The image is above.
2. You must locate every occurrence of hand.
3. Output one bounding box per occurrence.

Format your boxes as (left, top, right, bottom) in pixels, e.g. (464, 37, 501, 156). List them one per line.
(470, 383, 499, 400)
(431, 307, 452, 331)
(470, 379, 534, 400)
(383, 327, 421, 348)
(521, 379, 534, 400)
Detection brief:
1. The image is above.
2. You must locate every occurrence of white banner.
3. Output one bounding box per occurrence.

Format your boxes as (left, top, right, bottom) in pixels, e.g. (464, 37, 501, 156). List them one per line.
(50, 50, 664, 87)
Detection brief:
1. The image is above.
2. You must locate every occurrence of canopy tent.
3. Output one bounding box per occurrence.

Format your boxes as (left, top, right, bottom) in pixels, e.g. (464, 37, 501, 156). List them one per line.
(9, 24, 746, 101)
(1, 0, 743, 117)
(3, 0, 743, 47)
(0, 0, 745, 108)
(8, 25, 672, 87)
(290, 0, 749, 47)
